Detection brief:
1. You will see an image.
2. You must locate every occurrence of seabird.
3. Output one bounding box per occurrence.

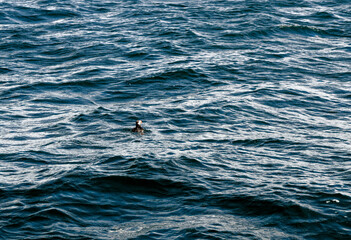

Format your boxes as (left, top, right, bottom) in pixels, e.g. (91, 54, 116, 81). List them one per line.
(132, 120, 144, 133)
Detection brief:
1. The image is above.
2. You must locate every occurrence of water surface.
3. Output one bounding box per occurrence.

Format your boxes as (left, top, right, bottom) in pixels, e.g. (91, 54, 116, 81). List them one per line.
(0, 0, 350, 239)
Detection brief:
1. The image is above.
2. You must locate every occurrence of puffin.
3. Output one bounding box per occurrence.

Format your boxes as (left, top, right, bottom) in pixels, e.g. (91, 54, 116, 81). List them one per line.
(132, 120, 144, 133)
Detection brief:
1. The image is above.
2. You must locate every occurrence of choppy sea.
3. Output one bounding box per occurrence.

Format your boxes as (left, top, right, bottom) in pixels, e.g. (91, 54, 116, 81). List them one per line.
(0, 0, 350, 239)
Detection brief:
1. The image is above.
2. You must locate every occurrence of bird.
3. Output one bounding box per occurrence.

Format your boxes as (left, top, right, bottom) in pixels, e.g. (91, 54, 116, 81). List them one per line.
(132, 120, 144, 133)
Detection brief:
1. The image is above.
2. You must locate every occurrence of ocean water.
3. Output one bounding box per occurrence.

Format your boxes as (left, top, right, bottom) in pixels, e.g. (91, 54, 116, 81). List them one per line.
(0, 0, 350, 239)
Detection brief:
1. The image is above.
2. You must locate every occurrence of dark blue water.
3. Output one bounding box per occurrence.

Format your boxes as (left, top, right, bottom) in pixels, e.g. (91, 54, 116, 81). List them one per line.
(1, 0, 351, 239)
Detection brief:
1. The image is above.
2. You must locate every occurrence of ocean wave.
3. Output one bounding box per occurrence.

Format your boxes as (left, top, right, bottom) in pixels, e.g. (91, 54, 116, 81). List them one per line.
(0, 0, 350, 239)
